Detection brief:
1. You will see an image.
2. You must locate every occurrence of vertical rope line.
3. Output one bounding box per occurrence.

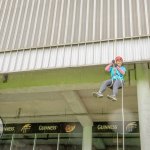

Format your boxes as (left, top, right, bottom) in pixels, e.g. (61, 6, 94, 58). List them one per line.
(122, 79, 125, 150)
(120, 76, 125, 150)
(57, 133, 60, 150)
(33, 133, 37, 150)
(10, 134, 14, 150)
(117, 132, 119, 150)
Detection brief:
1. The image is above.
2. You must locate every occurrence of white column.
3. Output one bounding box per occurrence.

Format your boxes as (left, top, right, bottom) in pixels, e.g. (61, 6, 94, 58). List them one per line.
(136, 63, 150, 150)
(82, 125, 92, 150)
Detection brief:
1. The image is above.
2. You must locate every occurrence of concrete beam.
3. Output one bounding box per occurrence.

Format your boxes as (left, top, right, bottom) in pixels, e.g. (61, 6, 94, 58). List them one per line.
(61, 91, 93, 127)
(0, 83, 99, 94)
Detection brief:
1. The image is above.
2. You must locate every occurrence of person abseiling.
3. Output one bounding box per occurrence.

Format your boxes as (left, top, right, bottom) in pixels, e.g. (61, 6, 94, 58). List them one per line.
(93, 56, 126, 101)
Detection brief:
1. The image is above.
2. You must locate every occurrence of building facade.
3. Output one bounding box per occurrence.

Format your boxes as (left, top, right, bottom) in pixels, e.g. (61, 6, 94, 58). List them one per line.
(0, 0, 150, 149)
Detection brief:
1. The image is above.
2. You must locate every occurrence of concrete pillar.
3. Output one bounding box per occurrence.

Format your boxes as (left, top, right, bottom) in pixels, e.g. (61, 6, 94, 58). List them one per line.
(136, 63, 150, 150)
(82, 125, 92, 150)
(62, 91, 93, 150)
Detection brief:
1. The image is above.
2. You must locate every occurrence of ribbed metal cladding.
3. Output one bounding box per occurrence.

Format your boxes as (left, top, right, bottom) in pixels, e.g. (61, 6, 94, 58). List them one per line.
(0, 38, 150, 73)
(0, 0, 150, 52)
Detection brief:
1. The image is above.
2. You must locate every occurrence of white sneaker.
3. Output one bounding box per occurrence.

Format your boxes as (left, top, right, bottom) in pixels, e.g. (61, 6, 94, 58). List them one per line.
(107, 95, 117, 101)
(93, 92, 103, 98)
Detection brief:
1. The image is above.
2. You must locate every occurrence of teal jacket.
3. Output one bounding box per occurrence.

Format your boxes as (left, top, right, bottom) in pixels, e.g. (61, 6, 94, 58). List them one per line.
(109, 66, 126, 80)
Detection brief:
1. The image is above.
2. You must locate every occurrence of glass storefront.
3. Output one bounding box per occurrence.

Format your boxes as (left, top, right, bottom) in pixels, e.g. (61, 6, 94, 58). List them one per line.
(0, 133, 140, 150)
(0, 133, 83, 150)
(92, 133, 140, 150)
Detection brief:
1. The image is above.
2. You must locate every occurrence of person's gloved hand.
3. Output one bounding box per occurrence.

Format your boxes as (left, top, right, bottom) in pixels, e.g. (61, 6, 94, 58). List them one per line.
(112, 60, 115, 64)
(114, 63, 118, 67)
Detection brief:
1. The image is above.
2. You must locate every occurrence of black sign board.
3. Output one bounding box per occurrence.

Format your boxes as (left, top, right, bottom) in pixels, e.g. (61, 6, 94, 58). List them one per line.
(2, 121, 139, 134)
(3, 122, 82, 134)
(93, 121, 139, 133)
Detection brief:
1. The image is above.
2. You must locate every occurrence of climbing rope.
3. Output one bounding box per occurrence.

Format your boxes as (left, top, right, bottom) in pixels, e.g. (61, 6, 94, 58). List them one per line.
(120, 78, 125, 150)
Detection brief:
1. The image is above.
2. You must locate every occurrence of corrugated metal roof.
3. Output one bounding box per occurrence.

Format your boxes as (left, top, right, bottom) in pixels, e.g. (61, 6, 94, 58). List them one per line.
(0, 38, 150, 73)
(0, 0, 150, 51)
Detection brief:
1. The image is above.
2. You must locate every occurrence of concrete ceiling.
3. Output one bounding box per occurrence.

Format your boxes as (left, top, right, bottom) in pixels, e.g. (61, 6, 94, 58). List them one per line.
(0, 83, 138, 124)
